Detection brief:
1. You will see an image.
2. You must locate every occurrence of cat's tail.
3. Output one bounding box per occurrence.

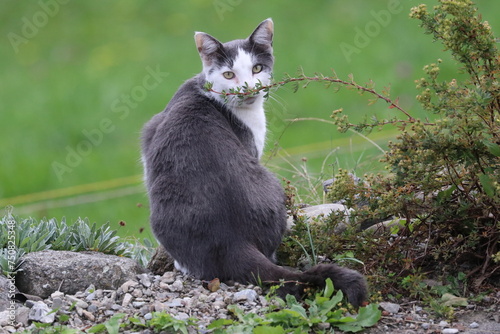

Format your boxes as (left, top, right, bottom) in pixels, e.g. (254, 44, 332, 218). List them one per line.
(235, 245, 368, 307)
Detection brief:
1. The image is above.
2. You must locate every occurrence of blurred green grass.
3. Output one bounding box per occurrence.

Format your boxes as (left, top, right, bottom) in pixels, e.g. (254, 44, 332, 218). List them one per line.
(1, 0, 499, 238)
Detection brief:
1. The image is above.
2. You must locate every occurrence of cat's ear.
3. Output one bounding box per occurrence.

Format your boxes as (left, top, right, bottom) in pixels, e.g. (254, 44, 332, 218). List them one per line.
(195, 32, 223, 66)
(248, 18, 273, 47)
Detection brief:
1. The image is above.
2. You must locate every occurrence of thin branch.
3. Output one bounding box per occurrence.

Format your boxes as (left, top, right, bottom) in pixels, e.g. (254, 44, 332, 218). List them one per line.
(207, 74, 415, 121)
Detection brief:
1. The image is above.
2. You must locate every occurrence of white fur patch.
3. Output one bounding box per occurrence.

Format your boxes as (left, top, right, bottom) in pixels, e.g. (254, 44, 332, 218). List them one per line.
(204, 48, 271, 158)
(174, 260, 190, 274)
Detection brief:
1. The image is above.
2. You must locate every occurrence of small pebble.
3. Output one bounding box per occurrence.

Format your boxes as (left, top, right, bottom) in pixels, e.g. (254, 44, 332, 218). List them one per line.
(169, 280, 184, 292)
(51, 291, 64, 299)
(233, 289, 258, 303)
(469, 322, 479, 328)
(85, 284, 96, 294)
(66, 296, 89, 309)
(379, 302, 401, 314)
(442, 329, 459, 334)
(439, 320, 449, 327)
(175, 312, 190, 321)
(122, 293, 133, 307)
(110, 304, 122, 311)
(86, 292, 96, 302)
(87, 304, 98, 313)
(82, 310, 95, 321)
(162, 272, 176, 284)
(120, 280, 139, 293)
(165, 298, 183, 307)
(51, 297, 63, 310)
(132, 289, 144, 298)
(132, 301, 146, 308)
(138, 273, 152, 288)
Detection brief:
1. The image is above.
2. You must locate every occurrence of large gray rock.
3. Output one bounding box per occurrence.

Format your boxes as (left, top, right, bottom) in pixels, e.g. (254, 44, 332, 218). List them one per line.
(16, 250, 146, 299)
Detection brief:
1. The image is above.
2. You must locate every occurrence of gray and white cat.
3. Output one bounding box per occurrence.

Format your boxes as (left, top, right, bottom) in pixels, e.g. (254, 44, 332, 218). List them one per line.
(141, 19, 367, 306)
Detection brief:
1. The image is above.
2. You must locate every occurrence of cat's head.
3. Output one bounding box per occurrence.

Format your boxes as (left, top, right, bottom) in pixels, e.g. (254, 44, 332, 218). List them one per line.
(195, 19, 274, 108)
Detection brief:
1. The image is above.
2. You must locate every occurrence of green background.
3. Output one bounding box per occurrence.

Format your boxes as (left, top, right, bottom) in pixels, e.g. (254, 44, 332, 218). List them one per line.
(1, 0, 499, 240)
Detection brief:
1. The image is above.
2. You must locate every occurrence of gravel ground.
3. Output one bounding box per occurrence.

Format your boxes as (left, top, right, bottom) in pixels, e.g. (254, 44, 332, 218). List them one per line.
(2, 271, 499, 333)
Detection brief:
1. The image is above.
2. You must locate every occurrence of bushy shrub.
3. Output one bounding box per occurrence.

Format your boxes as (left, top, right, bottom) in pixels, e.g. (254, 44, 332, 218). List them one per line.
(326, 0, 499, 287)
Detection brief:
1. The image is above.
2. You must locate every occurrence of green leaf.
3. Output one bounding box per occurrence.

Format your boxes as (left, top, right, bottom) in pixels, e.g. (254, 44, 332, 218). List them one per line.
(354, 304, 382, 327)
(87, 323, 106, 333)
(289, 304, 308, 319)
(207, 318, 234, 329)
(58, 314, 70, 322)
(323, 278, 335, 299)
(337, 323, 365, 332)
(104, 313, 126, 334)
(128, 316, 146, 327)
(330, 304, 381, 332)
(254, 325, 285, 334)
(483, 140, 500, 157)
(479, 173, 496, 198)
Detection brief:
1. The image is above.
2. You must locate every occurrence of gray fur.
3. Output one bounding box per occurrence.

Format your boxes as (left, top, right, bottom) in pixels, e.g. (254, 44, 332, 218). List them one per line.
(141, 19, 368, 306)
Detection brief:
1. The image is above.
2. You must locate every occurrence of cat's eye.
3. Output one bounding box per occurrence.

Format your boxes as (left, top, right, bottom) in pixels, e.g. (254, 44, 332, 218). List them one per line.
(252, 64, 263, 74)
(223, 71, 235, 79)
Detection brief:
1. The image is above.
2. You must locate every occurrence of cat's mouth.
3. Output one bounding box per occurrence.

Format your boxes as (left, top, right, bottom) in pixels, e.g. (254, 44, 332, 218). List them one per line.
(243, 96, 257, 105)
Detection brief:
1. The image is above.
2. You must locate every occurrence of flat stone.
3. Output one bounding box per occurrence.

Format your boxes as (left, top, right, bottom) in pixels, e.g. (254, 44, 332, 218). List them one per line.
(138, 273, 152, 288)
(82, 309, 95, 321)
(161, 272, 177, 284)
(66, 295, 89, 309)
(132, 301, 146, 308)
(122, 293, 133, 307)
(233, 289, 258, 303)
(469, 322, 480, 328)
(28, 301, 55, 324)
(86, 292, 96, 301)
(379, 302, 401, 314)
(50, 291, 64, 300)
(168, 280, 184, 292)
(120, 280, 139, 293)
(16, 250, 145, 298)
(175, 312, 190, 321)
(15, 306, 30, 326)
(87, 304, 98, 313)
(439, 320, 449, 327)
(442, 329, 459, 334)
(51, 297, 63, 310)
(165, 298, 183, 307)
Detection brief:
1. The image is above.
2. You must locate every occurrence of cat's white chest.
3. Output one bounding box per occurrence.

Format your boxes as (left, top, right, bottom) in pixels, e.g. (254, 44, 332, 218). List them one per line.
(231, 103, 266, 158)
